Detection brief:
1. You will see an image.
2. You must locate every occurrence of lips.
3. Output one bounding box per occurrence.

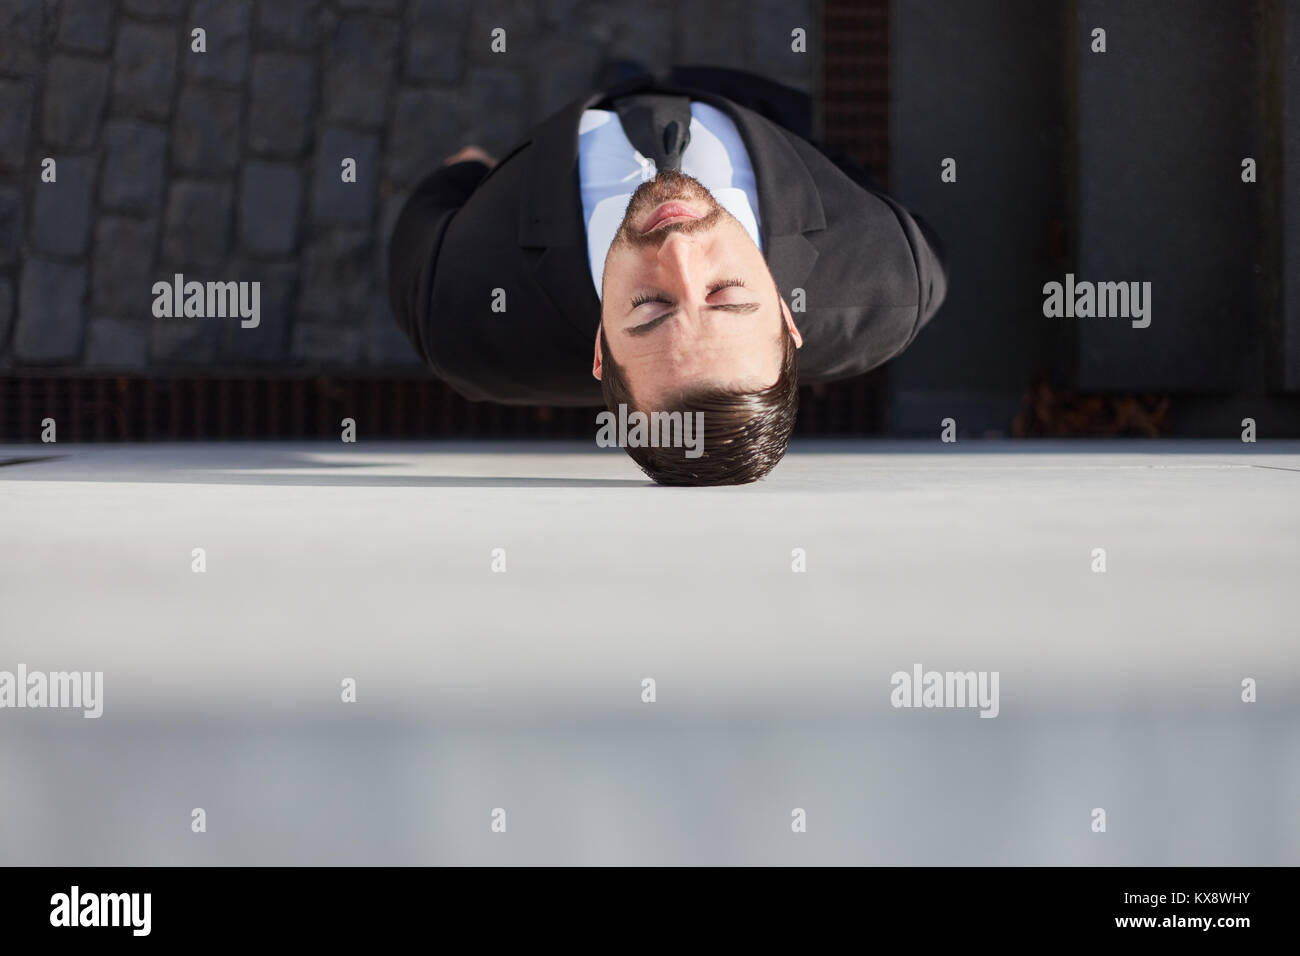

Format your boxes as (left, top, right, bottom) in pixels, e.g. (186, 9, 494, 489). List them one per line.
(641, 201, 702, 234)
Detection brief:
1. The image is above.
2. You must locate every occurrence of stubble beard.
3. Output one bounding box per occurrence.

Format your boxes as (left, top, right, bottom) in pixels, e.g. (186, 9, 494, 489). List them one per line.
(612, 169, 727, 250)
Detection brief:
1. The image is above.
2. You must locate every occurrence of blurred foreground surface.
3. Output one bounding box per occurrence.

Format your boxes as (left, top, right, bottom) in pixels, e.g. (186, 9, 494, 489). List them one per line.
(1, 439, 1297, 865)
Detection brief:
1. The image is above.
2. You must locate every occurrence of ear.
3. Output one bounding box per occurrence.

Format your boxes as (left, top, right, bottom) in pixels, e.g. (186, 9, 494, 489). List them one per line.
(780, 295, 803, 349)
(592, 323, 603, 380)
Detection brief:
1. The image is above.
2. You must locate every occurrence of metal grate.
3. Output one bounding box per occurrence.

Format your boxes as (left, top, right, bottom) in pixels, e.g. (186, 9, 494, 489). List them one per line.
(0, 372, 885, 442)
(805, 0, 893, 427)
(822, 0, 891, 186)
(0, 375, 587, 442)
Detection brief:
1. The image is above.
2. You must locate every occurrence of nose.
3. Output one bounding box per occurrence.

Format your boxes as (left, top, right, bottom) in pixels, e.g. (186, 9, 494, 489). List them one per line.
(656, 231, 697, 297)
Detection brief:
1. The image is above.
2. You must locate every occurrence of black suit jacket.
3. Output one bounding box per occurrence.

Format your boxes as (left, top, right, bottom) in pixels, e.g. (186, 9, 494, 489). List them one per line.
(388, 74, 947, 406)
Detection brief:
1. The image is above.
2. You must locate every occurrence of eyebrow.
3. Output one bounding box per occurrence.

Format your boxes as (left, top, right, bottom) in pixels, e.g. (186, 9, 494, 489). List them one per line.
(626, 301, 761, 336)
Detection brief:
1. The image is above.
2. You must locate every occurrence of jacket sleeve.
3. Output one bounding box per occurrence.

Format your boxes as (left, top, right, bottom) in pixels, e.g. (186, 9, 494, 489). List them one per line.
(813, 142, 948, 348)
(387, 160, 492, 371)
(881, 198, 948, 349)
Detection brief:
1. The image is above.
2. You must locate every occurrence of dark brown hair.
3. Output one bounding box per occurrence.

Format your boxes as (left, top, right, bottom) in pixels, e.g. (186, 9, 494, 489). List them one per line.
(598, 310, 799, 486)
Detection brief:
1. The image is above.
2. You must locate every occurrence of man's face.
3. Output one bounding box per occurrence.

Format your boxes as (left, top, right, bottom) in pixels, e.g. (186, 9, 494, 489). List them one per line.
(593, 170, 802, 406)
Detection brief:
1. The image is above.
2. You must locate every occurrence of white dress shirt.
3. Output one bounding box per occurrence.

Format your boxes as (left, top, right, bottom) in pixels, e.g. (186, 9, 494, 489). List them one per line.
(577, 101, 763, 301)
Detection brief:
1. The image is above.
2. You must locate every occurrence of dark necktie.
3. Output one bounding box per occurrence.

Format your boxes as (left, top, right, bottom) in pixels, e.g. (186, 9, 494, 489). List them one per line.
(611, 93, 693, 172)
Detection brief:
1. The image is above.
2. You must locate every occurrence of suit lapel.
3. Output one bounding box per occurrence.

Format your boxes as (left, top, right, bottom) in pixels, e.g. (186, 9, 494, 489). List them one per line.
(518, 80, 652, 338)
(518, 75, 657, 249)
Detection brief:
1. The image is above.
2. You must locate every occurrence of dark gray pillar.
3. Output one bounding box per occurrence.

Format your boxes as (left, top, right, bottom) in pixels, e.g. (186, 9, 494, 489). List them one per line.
(1074, 0, 1268, 392)
(888, 0, 1070, 435)
(1285, 0, 1300, 390)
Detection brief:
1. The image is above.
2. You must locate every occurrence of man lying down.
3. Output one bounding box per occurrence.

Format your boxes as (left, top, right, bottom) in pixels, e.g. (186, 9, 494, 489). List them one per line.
(389, 66, 947, 485)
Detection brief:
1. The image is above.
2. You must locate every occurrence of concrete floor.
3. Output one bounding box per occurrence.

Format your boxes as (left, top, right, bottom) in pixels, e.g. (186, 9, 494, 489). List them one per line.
(1, 439, 1297, 865)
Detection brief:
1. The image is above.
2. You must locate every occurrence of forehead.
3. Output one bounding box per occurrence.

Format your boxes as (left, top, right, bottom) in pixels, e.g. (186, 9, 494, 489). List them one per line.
(602, 295, 786, 385)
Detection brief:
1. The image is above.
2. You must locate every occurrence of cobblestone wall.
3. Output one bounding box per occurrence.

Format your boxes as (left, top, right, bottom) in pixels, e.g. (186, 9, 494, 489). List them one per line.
(0, 0, 817, 371)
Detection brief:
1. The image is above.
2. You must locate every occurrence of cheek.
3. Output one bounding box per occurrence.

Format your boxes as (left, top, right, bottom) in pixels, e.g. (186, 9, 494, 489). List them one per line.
(710, 219, 765, 266)
(600, 249, 640, 298)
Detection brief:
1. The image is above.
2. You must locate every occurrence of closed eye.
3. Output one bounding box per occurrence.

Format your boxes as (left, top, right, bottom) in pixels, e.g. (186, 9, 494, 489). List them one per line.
(625, 279, 760, 335)
(630, 292, 671, 309)
(629, 278, 748, 310)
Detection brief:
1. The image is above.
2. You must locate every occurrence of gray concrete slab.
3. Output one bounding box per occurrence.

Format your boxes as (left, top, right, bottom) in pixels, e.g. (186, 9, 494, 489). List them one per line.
(1, 439, 1297, 864)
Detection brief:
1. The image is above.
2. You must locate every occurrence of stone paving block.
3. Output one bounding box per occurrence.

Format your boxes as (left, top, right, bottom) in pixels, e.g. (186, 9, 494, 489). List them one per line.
(463, 66, 528, 157)
(290, 321, 364, 364)
(529, 35, 602, 119)
(0, 78, 35, 171)
(220, 260, 297, 363)
(384, 88, 468, 188)
(162, 179, 234, 269)
(112, 21, 179, 121)
(257, 0, 333, 50)
(377, 192, 407, 274)
(101, 119, 169, 214)
(15, 257, 87, 362)
(91, 217, 159, 317)
(746, 0, 815, 78)
(0, 277, 13, 349)
(405, 0, 470, 85)
(338, 0, 403, 13)
(675, 0, 745, 68)
(298, 227, 373, 324)
(541, 0, 583, 29)
(57, 0, 115, 55)
(323, 15, 400, 128)
(31, 155, 96, 257)
(247, 53, 316, 158)
(172, 85, 242, 174)
(122, 0, 187, 19)
(240, 161, 304, 256)
(150, 315, 221, 363)
(85, 315, 150, 367)
(42, 55, 111, 149)
(186, 0, 252, 86)
(365, 293, 421, 365)
(605, 5, 673, 68)
(468, 0, 539, 63)
(0, 0, 46, 75)
(312, 128, 379, 225)
(0, 188, 22, 267)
